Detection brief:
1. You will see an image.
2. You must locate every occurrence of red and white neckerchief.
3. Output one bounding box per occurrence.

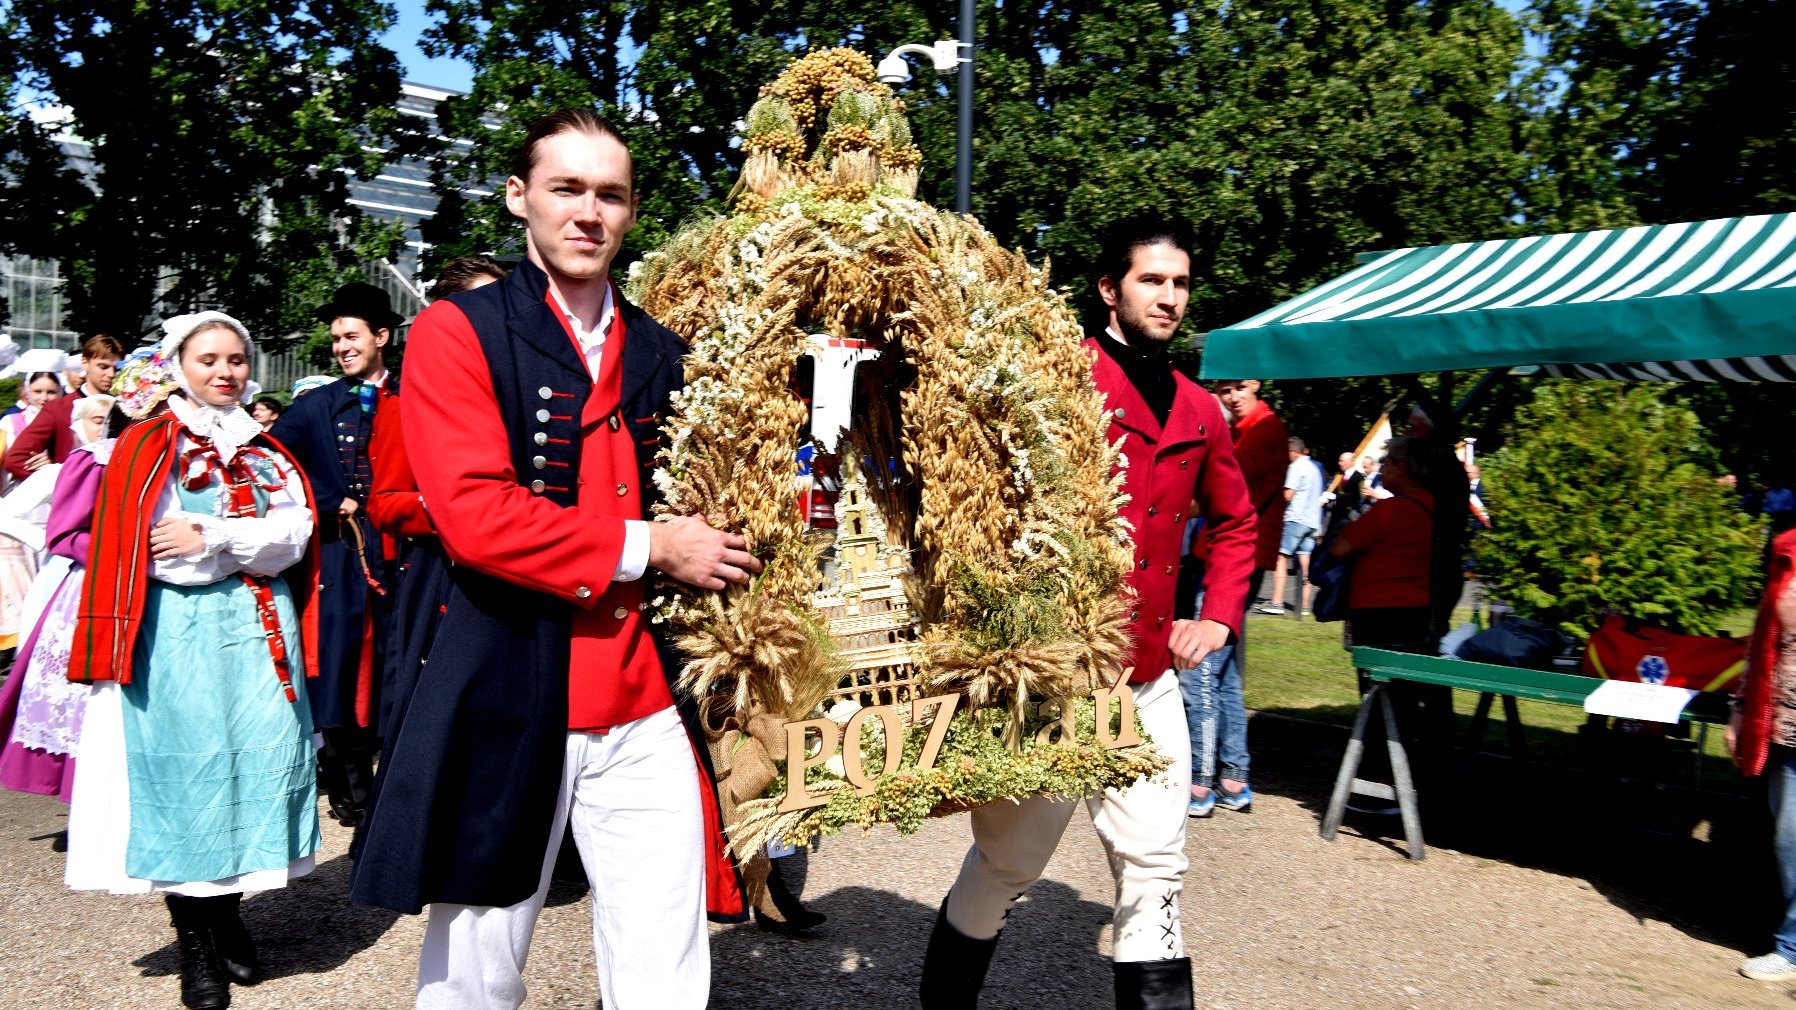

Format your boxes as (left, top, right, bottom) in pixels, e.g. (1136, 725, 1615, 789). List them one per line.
(178, 429, 302, 704)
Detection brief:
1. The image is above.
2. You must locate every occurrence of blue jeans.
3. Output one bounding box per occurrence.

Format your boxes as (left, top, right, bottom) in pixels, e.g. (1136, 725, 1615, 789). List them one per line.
(1178, 642, 1248, 788)
(1771, 746, 1796, 959)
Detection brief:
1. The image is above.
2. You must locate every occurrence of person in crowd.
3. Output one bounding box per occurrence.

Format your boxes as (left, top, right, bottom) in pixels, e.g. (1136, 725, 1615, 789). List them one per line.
(0, 390, 66, 657)
(1175, 516, 1243, 821)
(62, 353, 86, 396)
(1214, 378, 1287, 598)
(351, 110, 755, 1010)
(63, 313, 320, 1010)
(4, 333, 123, 480)
(1260, 436, 1323, 616)
(427, 255, 508, 302)
(365, 254, 507, 747)
(250, 395, 285, 430)
(1764, 475, 1796, 534)
(0, 393, 116, 803)
(921, 216, 1254, 1010)
(1184, 380, 1283, 819)
(1729, 526, 1796, 982)
(1364, 454, 1391, 501)
(269, 282, 402, 828)
(1327, 436, 1452, 808)
(1323, 450, 1371, 537)
(1330, 437, 1435, 649)
(0, 365, 70, 463)
(1396, 400, 1472, 646)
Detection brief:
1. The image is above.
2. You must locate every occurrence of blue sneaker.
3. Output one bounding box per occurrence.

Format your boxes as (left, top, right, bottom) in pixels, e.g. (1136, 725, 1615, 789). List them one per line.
(1187, 792, 1215, 818)
(1217, 784, 1253, 812)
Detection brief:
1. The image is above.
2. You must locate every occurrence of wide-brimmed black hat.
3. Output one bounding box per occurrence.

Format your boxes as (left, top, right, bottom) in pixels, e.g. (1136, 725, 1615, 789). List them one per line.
(314, 282, 405, 331)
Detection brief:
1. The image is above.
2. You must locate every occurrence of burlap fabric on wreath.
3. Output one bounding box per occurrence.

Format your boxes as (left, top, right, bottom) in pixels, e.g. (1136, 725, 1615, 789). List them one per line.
(629, 48, 1168, 864)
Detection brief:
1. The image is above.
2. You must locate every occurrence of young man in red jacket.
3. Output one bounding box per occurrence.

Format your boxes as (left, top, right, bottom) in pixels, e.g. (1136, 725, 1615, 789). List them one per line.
(4, 333, 124, 480)
(351, 111, 757, 1010)
(920, 218, 1257, 1010)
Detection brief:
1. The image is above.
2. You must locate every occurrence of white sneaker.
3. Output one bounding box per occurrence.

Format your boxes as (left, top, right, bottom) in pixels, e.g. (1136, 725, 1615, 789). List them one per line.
(1741, 953, 1796, 981)
(1255, 605, 1287, 615)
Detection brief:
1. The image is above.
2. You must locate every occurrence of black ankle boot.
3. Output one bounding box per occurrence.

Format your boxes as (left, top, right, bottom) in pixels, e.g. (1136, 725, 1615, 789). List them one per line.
(918, 899, 1001, 1010)
(1114, 957, 1193, 1010)
(208, 893, 256, 985)
(754, 858, 827, 934)
(166, 897, 231, 1009)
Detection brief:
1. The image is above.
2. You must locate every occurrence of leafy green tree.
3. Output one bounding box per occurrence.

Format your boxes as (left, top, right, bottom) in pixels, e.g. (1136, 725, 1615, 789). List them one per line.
(0, 1, 406, 346)
(1027, 1, 1532, 327)
(1519, 0, 1796, 229)
(422, 0, 1531, 337)
(412, 1, 950, 271)
(1477, 383, 1762, 639)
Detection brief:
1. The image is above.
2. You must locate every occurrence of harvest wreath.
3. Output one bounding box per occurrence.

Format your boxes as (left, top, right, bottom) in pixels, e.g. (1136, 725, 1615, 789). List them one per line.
(628, 48, 1167, 862)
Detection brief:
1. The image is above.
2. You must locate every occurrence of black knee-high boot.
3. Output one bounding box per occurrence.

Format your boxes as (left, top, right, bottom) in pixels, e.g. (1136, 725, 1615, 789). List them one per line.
(207, 892, 256, 984)
(164, 895, 231, 1009)
(1114, 957, 1194, 1010)
(919, 898, 1002, 1010)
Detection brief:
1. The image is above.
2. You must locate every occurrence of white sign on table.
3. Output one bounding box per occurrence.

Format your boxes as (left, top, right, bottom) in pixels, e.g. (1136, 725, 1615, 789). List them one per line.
(1582, 679, 1698, 724)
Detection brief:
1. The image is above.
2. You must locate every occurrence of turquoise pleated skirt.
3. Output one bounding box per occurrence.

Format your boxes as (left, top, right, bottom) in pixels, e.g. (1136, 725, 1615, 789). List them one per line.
(117, 577, 319, 884)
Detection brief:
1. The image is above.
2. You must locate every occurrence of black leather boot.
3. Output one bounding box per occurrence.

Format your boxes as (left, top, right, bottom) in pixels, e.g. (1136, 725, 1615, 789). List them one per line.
(1114, 957, 1193, 1010)
(918, 898, 1001, 1010)
(166, 896, 231, 1009)
(318, 727, 377, 827)
(753, 857, 827, 934)
(208, 893, 257, 985)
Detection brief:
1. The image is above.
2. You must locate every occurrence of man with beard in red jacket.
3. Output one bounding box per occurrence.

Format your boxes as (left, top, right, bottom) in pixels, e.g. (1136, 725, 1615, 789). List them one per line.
(919, 216, 1256, 1010)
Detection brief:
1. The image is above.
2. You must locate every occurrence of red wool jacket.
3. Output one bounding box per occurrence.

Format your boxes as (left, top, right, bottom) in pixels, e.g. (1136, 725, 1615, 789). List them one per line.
(1088, 339, 1257, 681)
(1229, 398, 1289, 572)
(401, 282, 742, 923)
(402, 294, 672, 732)
(5, 393, 85, 482)
(366, 388, 435, 542)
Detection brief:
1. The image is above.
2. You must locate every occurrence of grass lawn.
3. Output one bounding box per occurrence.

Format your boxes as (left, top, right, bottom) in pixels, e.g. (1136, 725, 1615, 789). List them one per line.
(1238, 608, 1751, 793)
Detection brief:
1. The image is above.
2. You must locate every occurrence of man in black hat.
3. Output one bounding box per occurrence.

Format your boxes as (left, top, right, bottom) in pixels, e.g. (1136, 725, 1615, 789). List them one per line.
(271, 280, 404, 826)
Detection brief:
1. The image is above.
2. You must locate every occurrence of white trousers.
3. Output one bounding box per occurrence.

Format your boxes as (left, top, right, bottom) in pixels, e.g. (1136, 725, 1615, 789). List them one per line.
(944, 670, 1193, 963)
(416, 706, 708, 1010)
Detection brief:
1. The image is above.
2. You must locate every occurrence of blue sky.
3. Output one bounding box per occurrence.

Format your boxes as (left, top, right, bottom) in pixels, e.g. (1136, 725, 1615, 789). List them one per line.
(386, 0, 474, 91)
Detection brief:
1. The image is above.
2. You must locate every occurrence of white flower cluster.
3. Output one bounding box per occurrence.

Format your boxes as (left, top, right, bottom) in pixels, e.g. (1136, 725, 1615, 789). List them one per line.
(624, 251, 664, 284)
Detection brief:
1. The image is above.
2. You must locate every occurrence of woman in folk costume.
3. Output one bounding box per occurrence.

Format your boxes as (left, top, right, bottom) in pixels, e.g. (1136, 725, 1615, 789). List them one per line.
(62, 312, 322, 1010)
(0, 354, 69, 444)
(0, 392, 118, 801)
(0, 356, 70, 489)
(0, 364, 69, 650)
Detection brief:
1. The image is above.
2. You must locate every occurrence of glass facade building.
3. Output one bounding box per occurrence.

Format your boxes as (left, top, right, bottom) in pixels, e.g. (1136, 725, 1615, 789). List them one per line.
(2, 82, 473, 363)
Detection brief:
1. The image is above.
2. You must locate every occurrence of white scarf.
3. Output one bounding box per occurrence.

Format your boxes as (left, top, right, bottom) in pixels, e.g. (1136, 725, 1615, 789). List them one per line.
(169, 392, 263, 465)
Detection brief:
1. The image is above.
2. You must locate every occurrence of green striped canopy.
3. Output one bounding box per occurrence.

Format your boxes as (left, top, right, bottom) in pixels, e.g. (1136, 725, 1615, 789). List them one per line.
(1200, 214, 1796, 381)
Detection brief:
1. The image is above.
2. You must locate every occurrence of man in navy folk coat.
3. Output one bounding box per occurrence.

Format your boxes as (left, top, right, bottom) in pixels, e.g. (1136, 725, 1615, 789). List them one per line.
(271, 282, 403, 826)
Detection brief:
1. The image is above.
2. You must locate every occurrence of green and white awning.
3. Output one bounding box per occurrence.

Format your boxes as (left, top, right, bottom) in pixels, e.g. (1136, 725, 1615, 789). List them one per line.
(1201, 214, 1796, 381)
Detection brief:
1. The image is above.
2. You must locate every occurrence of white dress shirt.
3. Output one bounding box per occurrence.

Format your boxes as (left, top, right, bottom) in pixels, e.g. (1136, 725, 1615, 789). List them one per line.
(550, 282, 649, 583)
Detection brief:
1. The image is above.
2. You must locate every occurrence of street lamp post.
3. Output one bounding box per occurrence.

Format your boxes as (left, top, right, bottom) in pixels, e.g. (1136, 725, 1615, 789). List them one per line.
(876, 14, 974, 215)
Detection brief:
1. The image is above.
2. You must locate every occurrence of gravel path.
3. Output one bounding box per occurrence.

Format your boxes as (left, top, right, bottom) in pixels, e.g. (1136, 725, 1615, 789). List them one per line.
(0, 712, 1785, 1009)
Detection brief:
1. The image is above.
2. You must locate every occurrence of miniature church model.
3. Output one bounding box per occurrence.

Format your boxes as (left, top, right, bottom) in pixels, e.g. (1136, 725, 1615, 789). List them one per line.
(798, 336, 923, 709)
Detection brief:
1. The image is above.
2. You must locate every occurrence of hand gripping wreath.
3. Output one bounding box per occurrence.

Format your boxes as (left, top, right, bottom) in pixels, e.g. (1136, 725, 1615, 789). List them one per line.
(629, 49, 1165, 859)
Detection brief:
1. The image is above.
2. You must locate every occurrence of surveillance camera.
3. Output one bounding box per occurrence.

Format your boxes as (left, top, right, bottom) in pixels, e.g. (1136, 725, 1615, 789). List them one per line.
(876, 54, 912, 86)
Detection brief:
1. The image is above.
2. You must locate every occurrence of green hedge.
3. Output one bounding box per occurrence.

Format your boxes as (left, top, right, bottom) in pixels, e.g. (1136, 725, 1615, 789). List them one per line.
(1477, 383, 1763, 640)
